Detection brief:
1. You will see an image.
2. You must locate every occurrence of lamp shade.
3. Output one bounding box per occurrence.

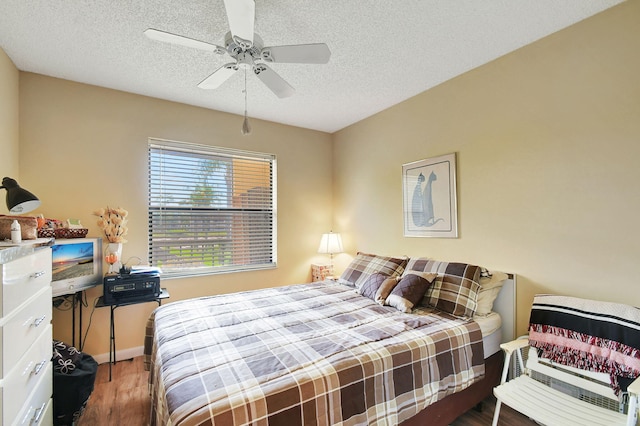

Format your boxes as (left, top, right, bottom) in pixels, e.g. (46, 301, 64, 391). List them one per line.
(317, 232, 344, 254)
(1, 177, 41, 214)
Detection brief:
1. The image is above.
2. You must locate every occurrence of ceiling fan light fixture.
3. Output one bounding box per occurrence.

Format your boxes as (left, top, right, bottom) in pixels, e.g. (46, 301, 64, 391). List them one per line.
(237, 51, 254, 69)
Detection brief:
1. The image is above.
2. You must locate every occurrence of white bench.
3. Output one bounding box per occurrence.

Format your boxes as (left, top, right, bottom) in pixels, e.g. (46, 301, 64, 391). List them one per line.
(492, 338, 640, 426)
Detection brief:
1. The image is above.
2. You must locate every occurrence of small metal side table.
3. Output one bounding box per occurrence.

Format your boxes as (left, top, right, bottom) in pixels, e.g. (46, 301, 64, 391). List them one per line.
(53, 290, 86, 349)
(96, 288, 170, 381)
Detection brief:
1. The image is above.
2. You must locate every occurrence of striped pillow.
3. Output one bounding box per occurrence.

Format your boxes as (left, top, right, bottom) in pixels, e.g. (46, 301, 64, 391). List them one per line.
(403, 258, 481, 318)
(338, 252, 408, 289)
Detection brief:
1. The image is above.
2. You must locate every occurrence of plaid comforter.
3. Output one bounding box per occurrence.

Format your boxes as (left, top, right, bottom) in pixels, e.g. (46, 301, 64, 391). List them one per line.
(144, 281, 485, 425)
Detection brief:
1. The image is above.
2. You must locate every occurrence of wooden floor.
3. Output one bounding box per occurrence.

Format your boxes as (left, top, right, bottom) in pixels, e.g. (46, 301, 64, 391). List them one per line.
(78, 356, 538, 426)
(77, 357, 151, 425)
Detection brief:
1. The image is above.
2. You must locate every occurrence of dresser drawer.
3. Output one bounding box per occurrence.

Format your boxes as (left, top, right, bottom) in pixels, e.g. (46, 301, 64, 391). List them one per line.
(14, 365, 52, 426)
(1, 325, 52, 424)
(0, 249, 52, 318)
(0, 287, 52, 378)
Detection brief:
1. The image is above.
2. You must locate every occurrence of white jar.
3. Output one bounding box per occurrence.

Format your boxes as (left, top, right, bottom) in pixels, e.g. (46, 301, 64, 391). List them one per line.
(10, 220, 21, 243)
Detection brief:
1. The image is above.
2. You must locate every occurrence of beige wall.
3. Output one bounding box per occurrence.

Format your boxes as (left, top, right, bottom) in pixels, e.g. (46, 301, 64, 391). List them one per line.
(333, 0, 640, 336)
(0, 48, 20, 207)
(18, 74, 333, 357)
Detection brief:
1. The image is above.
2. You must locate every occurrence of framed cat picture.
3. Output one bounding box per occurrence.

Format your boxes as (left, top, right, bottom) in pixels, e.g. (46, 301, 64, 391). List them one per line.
(402, 153, 458, 238)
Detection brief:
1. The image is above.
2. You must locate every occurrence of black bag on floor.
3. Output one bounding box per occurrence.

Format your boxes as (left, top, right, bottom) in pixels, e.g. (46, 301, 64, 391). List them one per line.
(52, 340, 98, 426)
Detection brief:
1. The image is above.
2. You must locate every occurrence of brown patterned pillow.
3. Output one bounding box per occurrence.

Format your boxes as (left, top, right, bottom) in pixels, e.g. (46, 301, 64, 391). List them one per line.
(404, 258, 481, 318)
(385, 272, 436, 313)
(338, 252, 408, 289)
(357, 273, 399, 305)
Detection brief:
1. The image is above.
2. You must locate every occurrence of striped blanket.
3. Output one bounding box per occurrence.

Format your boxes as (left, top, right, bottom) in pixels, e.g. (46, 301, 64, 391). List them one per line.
(144, 281, 485, 425)
(528, 294, 640, 395)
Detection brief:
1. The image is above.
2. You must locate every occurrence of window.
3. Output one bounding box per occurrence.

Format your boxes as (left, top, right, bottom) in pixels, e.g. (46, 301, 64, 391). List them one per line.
(148, 139, 276, 278)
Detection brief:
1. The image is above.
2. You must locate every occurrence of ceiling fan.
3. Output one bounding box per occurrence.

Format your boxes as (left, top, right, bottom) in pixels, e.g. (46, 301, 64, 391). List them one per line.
(144, 0, 331, 98)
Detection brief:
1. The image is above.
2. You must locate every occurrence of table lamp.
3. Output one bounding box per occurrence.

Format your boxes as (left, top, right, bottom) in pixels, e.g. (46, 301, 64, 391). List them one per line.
(1, 177, 41, 214)
(317, 231, 344, 277)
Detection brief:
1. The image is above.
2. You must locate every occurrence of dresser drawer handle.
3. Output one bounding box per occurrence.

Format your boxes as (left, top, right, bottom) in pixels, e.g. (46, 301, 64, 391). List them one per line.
(32, 315, 47, 327)
(32, 402, 47, 425)
(21, 402, 46, 425)
(30, 271, 46, 279)
(33, 360, 47, 375)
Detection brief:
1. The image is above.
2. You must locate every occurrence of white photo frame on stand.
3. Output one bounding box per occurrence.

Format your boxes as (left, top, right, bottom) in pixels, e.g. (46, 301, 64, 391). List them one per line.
(402, 153, 458, 238)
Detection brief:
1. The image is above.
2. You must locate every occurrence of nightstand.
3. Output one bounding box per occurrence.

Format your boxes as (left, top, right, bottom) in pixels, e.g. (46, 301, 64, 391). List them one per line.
(311, 263, 333, 282)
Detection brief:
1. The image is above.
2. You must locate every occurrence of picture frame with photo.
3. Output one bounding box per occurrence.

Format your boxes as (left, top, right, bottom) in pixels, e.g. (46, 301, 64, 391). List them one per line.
(402, 153, 458, 238)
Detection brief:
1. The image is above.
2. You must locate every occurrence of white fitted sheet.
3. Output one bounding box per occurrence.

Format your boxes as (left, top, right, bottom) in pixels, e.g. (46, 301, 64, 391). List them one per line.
(474, 311, 502, 336)
(474, 312, 503, 357)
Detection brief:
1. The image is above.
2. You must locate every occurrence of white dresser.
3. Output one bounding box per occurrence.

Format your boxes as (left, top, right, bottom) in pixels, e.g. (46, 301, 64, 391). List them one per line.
(0, 245, 53, 426)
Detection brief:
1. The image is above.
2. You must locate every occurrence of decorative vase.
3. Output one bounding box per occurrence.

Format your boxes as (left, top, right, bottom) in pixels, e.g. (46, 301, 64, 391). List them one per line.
(105, 242, 123, 274)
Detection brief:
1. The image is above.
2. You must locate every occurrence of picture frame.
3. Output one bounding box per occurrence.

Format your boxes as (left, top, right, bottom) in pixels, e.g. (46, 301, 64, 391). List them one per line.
(402, 153, 458, 238)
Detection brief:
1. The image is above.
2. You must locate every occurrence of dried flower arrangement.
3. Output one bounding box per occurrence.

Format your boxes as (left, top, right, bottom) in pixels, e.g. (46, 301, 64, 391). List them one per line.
(93, 206, 128, 243)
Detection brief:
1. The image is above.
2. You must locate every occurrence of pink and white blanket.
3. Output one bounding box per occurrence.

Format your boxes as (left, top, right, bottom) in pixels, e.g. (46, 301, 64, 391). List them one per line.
(528, 294, 640, 395)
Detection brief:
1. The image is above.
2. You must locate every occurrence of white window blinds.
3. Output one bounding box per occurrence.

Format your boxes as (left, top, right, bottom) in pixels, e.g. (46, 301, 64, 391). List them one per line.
(148, 139, 277, 278)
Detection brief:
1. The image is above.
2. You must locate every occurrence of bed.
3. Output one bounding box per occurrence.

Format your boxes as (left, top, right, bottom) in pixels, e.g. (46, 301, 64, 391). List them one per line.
(144, 254, 516, 425)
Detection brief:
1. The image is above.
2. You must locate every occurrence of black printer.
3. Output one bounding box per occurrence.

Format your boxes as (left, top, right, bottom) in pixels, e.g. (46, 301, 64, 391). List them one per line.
(103, 271, 160, 305)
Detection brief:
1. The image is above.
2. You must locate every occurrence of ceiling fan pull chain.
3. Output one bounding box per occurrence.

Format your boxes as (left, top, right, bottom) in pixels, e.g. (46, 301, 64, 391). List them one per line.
(242, 69, 252, 135)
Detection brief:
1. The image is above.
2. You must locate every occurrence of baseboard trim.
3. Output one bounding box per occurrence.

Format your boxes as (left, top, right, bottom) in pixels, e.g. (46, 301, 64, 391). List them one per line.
(92, 345, 145, 365)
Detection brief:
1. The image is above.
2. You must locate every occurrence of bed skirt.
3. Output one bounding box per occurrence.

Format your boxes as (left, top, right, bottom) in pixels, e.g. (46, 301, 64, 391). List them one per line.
(400, 351, 503, 426)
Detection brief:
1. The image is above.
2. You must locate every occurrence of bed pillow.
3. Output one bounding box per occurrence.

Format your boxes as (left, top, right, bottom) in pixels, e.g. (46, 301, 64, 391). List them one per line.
(357, 273, 399, 305)
(404, 257, 481, 318)
(475, 270, 509, 316)
(385, 272, 436, 313)
(338, 252, 408, 289)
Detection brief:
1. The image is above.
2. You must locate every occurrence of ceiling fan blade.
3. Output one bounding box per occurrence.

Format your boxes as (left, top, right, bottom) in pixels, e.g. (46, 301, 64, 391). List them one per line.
(198, 63, 238, 89)
(261, 43, 331, 64)
(144, 28, 225, 54)
(223, 0, 255, 48)
(253, 64, 295, 98)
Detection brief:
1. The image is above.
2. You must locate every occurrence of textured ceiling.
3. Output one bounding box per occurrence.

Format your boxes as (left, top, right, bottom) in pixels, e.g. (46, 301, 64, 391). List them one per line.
(0, 0, 624, 133)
